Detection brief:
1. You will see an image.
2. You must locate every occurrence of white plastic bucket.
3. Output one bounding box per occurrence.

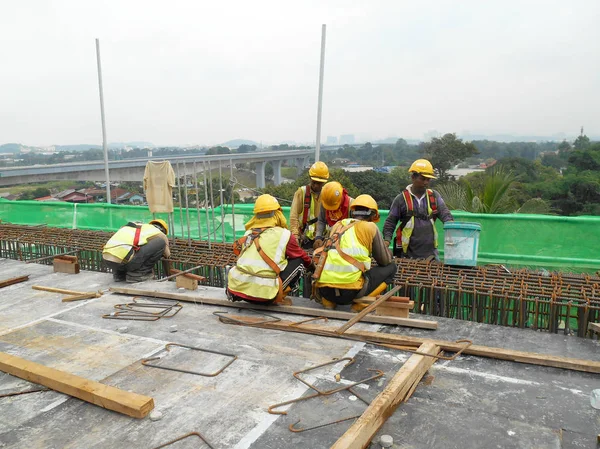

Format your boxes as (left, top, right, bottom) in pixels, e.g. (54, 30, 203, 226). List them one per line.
(443, 222, 481, 267)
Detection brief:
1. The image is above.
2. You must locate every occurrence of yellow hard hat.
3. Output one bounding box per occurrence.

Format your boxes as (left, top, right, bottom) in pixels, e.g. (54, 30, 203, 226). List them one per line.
(309, 161, 330, 183)
(149, 219, 168, 234)
(350, 194, 380, 223)
(321, 181, 344, 211)
(254, 194, 281, 215)
(408, 159, 436, 179)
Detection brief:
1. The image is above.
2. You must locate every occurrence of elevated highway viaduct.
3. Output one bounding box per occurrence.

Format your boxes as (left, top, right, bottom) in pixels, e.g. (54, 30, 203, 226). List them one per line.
(0, 150, 313, 188)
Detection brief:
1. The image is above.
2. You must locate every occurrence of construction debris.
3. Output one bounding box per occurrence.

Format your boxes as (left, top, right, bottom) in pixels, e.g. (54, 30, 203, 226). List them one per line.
(0, 351, 154, 418)
(0, 275, 29, 288)
(32, 285, 103, 302)
(110, 286, 437, 330)
(331, 342, 440, 449)
(216, 314, 600, 374)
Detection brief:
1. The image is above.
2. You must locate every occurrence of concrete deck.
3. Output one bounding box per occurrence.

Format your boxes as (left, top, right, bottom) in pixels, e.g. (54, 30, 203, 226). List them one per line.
(0, 258, 598, 448)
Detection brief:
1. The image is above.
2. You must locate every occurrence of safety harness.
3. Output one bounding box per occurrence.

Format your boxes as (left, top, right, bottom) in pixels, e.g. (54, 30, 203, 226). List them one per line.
(312, 221, 365, 281)
(394, 188, 438, 250)
(300, 185, 318, 234)
(233, 228, 289, 303)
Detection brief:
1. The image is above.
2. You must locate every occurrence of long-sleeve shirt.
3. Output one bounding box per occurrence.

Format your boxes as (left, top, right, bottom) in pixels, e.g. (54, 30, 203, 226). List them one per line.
(315, 196, 354, 239)
(285, 235, 312, 267)
(383, 185, 453, 259)
(289, 186, 321, 238)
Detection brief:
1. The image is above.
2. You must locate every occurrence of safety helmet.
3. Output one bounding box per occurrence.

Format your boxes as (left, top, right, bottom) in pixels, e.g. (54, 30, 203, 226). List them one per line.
(350, 194, 380, 223)
(408, 159, 437, 179)
(149, 219, 169, 234)
(321, 181, 344, 211)
(254, 194, 281, 215)
(308, 161, 330, 183)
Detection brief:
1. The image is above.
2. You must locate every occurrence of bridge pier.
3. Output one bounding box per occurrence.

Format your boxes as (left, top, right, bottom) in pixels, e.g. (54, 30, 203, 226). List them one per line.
(272, 160, 282, 186)
(255, 161, 266, 189)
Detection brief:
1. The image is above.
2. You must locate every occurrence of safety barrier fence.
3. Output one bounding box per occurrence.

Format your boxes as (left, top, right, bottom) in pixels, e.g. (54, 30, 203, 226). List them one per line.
(2, 199, 600, 272)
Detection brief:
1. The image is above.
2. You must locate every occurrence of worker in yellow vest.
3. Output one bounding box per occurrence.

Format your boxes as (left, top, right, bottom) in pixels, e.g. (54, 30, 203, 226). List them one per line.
(313, 181, 354, 249)
(313, 195, 396, 311)
(227, 194, 312, 304)
(383, 159, 453, 259)
(102, 219, 170, 283)
(289, 161, 329, 249)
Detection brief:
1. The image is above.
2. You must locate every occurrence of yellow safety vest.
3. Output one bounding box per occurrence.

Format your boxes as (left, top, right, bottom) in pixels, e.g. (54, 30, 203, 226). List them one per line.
(102, 223, 161, 263)
(228, 227, 291, 300)
(300, 185, 319, 240)
(398, 189, 438, 253)
(316, 219, 371, 288)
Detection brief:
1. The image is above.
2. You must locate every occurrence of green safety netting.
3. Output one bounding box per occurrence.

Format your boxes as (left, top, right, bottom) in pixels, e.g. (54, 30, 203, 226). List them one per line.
(2, 198, 600, 272)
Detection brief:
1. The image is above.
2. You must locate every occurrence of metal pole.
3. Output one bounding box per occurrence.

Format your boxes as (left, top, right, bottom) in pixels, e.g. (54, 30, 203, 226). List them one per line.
(183, 162, 191, 246)
(219, 160, 226, 243)
(230, 158, 236, 239)
(208, 161, 217, 241)
(315, 24, 326, 163)
(193, 161, 202, 240)
(202, 160, 212, 249)
(176, 161, 184, 239)
(95, 38, 111, 204)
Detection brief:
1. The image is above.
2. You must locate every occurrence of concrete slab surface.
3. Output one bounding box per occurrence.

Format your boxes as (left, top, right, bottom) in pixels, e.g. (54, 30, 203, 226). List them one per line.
(0, 258, 599, 449)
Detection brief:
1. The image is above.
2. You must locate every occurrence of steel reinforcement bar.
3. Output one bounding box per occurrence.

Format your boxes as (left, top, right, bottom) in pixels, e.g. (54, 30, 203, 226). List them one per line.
(1, 224, 599, 336)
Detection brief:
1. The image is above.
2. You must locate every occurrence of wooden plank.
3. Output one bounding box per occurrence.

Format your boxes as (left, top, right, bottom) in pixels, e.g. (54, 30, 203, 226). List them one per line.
(0, 275, 29, 288)
(175, 276, 198, 291)
(62, 292, 102, 302)
(170, 268, 205, 282)
(356, 298, 414, 309)
(109, 287, 438, 330)
(335, 286, 402, 334)
(33, 285, 88, 295)
(53, 259, 80, 274)
(589, 322, 600, 334)
(221, 315, 600, 374)
(375, 307, 409, 318)
(0, 351, 154, 418)
(331, 342, 440, 449)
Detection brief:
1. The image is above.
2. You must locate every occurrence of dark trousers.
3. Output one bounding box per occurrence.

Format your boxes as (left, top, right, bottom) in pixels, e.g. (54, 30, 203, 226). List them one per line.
(104, 238, 166, 277)
(318, 263, 397, 306)
(228, 258, 306, 304)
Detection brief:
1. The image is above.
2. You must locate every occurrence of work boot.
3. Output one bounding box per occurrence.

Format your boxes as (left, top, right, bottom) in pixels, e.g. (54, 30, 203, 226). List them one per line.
(350, 301, 370, 313)
(112, 272, 126, 282)
(126, 271, 154, 283)
(321, 298, 337, 310)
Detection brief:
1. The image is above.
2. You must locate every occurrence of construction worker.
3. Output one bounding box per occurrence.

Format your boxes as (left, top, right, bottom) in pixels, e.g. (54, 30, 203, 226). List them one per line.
(102, 219, 170, 283)
(313, 181, 354, 249)
(383, 159, 453, 259)
(313, 194, 396, 311)
(289, 161, 329, 249)
(227, 194, 312, 304)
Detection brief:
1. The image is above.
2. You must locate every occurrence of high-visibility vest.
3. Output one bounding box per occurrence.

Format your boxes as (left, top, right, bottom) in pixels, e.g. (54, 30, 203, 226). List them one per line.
(316, 219, 371, 287)
(395, 189, 438, 253)
(102, 223, 162, 263)
(300, 185, 318, 240)
(227, 227, 291, 300)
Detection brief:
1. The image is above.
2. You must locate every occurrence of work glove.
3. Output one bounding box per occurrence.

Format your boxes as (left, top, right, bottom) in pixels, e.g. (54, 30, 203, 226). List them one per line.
(307, 262, 316, 273)
(313, 238, 324, 249)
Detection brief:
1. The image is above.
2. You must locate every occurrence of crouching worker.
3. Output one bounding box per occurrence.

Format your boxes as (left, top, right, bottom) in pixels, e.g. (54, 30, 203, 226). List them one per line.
(227, 194, 312, 305)
(312, 195, 396, 311)
(102, 219, 170, 283)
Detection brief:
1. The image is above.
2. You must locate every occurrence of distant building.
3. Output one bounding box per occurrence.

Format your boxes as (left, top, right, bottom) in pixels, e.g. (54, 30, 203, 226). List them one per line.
(326, 136, 338, 145)
(339, 134, 355, 145)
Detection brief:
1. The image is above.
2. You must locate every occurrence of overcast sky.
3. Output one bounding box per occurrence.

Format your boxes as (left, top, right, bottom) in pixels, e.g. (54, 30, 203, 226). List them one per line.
(1, 1, 599, 147)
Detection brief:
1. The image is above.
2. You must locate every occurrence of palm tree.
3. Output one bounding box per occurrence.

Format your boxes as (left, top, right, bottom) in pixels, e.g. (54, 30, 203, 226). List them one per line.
(436, 167, 549, 214)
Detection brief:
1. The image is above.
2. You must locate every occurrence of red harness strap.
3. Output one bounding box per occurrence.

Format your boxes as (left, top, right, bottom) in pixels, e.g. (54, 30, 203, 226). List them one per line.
(132, 226, 142, 251)
(394, 189, 438, 246)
